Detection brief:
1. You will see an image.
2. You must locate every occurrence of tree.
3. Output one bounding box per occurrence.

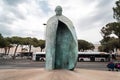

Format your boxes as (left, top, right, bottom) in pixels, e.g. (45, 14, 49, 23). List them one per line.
(5, 37, 14, 54)
(7, 44, 13, 54)
(10, 36, 22, 59)
(98, 45, 104, 52)
(99, 37, 119, 52)
(113, 0, 120, 22)
(38, 40, 45, 52)
(0, 33, 4, 48)
(33, 39, 45, 52)
(88, 43, 95, 50)
(4, 38, 13, 54)
(32, 38, 39, 48)
(78, 40, 94, 52)
(100, 0, 120, 52)
(0, 34, 11, 54)
(22, 37, 33, 53)
(105, 22, 120, 39)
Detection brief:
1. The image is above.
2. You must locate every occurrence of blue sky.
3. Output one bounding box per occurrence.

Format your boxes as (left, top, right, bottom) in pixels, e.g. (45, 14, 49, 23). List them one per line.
(0, 0, 116, 44)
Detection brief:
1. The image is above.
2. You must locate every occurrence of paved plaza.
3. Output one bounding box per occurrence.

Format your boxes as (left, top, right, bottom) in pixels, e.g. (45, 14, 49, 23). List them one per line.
(0, 59, 120, 80)
(0, 68, 120, 80)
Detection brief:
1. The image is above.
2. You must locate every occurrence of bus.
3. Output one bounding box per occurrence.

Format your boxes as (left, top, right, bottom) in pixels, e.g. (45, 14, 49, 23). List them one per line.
(32, 52, 45, 61)
(78, 52, 116, 62)
(32, 52, 116, 62)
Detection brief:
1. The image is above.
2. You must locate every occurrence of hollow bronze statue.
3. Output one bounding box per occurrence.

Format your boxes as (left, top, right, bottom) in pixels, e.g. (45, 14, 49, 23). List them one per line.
(46, 6, 78, 70)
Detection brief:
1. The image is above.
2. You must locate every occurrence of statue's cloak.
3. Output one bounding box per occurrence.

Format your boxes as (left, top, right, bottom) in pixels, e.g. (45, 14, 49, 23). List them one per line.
(46, 15, 78, 70)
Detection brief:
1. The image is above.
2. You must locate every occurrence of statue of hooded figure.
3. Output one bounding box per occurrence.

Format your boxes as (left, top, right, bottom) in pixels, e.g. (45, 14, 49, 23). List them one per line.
(46, 6, 78, 70)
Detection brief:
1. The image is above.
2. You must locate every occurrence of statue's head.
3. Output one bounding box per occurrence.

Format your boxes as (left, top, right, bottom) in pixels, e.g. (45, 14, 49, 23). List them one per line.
(55, 6, 62, 16)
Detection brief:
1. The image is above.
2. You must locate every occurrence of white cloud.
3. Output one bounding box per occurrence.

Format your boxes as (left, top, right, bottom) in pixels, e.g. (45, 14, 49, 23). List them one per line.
(0, 0, 116, 44)
(77, 26, 103, 43)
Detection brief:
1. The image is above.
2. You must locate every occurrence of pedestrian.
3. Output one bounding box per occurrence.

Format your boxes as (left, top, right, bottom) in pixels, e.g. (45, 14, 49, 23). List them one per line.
(107, 61, 115, 71)
(114, 61, 120, 71)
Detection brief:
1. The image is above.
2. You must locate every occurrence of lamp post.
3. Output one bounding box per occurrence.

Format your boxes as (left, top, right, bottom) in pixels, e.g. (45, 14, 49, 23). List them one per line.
(43, 23, 47, 26)
(43, 23, 46, 52)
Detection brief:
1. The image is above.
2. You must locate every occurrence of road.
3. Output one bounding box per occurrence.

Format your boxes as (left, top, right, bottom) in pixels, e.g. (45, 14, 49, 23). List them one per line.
(0, 59, 109, 71)
(77, 62, 108, 71)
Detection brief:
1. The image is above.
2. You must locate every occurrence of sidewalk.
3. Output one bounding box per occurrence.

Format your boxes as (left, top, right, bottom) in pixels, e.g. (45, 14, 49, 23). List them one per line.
(0, 59, 31, 65)
(0, 68, 120, 80)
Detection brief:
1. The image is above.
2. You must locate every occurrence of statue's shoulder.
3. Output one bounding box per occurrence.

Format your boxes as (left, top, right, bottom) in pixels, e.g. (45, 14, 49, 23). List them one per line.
(60, 15, 73, 25)
(47, 16, 57, 23)
(60, 15, 70, 20)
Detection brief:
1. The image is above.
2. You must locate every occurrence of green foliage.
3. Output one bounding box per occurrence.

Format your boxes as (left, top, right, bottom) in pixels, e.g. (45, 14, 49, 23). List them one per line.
(98, 45, 104, 52)
(31, 38, 39, 47)
(33, 39, 45, 51)
(106, 22, 120, 38)
(22, 37, 32, 45)
(101, 22, 120, 50)
(100, 0, 120, 52)
(101, 22, 120, 39)
(0, 34, 9, 48)
(38, 40, 45, 49)
(99, 37, 119, 52)
(0, 33, 12, 54)
(113, 0, 120, 21)
(78, 40, 94, 51)
(0, 33, 5, 48)
(10, 36, 23, 45)
(0, 34, 46, 55)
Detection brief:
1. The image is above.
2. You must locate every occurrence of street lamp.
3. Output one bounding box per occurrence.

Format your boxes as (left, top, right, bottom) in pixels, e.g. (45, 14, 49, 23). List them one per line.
(43, 23, 47, 26)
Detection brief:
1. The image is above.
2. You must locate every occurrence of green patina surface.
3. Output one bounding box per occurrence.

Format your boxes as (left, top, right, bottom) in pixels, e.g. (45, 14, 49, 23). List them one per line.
(55, 20, 74, 69)
(45, 6, 78, 70)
